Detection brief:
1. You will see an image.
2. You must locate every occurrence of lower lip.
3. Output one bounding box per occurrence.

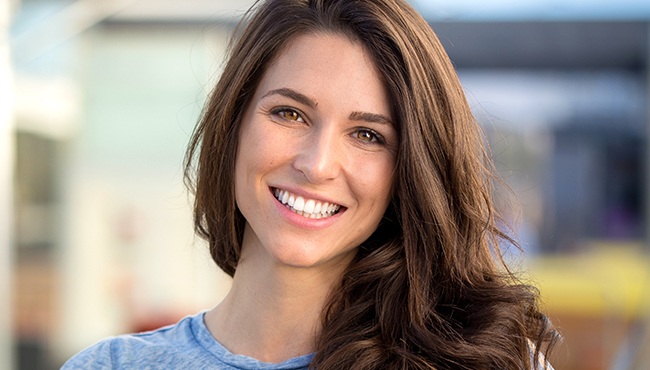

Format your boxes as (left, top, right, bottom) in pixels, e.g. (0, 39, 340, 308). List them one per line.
(271, 189, 344, 229)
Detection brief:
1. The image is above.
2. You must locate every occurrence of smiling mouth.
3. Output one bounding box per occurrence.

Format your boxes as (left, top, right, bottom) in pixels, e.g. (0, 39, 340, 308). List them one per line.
(272, 188, 342, 219)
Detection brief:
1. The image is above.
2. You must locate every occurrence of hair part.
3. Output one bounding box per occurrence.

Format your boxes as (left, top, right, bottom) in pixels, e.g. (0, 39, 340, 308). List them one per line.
(184, 0, 560, 368)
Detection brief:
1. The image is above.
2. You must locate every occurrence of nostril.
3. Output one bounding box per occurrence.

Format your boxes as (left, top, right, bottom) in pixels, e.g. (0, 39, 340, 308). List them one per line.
(293, 144, 341, 184)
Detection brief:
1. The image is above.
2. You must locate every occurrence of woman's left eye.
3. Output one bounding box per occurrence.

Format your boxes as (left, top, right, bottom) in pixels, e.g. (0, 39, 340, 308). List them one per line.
(353, 129, 384, 145)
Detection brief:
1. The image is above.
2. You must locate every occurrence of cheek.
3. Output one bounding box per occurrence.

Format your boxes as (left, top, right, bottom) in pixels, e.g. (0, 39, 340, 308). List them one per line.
(234, 131, 259, 209)
(239, 118, 289, 162)
(349, 158, 395, 243)
(235, 128, 288, 191)
(233, 155, 248, 212)
(354, 155, 395, 203)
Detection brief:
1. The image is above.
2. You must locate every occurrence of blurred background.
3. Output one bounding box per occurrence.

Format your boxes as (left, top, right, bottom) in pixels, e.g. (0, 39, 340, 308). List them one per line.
(2, 0, 650, 369)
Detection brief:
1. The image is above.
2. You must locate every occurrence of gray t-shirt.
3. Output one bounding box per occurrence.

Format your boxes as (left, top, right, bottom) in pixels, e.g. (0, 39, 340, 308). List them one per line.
(61, 312, 313, 369)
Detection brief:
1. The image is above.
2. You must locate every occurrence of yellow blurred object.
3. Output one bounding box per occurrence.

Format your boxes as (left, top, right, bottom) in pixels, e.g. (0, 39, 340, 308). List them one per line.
(530, 243, 650, 319)
(527, 243, 650, 370)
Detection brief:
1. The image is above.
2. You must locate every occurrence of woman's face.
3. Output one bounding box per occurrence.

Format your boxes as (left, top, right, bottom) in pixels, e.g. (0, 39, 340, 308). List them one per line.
(234, 32, 397, 271)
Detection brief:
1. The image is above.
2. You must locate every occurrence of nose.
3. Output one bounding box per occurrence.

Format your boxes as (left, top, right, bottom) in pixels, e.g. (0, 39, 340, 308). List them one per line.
(292, 125, 343, 184)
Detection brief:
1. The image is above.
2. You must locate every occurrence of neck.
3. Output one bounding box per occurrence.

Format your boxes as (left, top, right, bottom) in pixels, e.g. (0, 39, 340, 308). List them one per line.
(205, 238, 349, 363)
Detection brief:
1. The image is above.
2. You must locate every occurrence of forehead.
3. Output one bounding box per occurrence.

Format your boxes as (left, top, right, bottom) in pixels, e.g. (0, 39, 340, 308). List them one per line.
(253, 32, 392, 117)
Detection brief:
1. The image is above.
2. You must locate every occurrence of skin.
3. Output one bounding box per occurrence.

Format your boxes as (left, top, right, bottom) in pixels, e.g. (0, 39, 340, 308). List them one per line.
(205, 32, 397, 363)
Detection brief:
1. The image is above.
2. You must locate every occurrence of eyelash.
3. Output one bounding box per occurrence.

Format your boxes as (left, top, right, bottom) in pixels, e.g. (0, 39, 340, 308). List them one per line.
(270, 107, 386, 146)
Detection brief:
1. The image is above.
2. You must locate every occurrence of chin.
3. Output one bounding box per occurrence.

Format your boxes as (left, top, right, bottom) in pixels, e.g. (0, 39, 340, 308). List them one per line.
(269, 243, 358, 271)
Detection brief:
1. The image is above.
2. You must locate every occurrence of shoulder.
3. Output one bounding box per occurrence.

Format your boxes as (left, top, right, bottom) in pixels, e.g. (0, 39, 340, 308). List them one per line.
(60, 337, 114, 370)
(61, 313, 215, 370)
(528, 340, 555, 370)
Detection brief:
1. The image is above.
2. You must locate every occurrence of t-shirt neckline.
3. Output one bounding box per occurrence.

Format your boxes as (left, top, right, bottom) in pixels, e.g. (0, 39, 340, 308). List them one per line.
(190, 311, 314, 369)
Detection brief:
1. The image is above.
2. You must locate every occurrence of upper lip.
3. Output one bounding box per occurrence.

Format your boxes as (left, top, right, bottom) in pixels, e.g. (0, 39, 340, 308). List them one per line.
(270, 186, 345, 208)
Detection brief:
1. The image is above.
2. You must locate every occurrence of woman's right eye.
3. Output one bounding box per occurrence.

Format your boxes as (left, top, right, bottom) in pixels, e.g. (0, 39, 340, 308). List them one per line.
(272, 108, 305, 123)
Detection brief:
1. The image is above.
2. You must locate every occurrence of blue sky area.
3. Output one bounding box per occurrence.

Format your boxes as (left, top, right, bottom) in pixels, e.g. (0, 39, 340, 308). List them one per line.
(410, 0, 650, 21)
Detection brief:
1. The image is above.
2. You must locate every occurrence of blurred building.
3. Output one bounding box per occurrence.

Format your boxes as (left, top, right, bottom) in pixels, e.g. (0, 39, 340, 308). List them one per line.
(5, 0, 650, 369)
(429, 13, 650, 370)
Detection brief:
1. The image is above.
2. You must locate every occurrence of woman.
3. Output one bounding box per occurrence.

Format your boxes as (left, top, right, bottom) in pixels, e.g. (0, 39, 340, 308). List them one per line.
(63, 0, 559, 369)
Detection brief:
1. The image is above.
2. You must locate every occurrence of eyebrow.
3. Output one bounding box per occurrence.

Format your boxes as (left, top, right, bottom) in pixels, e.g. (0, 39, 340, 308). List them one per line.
(349, 111, 393, 126)
(262, 88, 317, 109)
(262, 87, 393, 125)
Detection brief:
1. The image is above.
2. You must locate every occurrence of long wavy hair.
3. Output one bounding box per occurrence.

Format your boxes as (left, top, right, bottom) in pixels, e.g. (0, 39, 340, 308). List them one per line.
(184, 0, 559, 368)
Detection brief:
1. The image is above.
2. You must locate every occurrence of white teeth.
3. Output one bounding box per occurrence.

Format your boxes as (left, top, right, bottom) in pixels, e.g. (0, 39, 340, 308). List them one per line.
(293, 196, 305, 212)
(304, 199, 315, 213)
(272, 188, 341, 219)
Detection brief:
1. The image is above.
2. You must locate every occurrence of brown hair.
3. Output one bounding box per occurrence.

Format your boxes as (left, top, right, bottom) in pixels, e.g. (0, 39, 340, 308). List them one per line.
(184, 0, 559, 368)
